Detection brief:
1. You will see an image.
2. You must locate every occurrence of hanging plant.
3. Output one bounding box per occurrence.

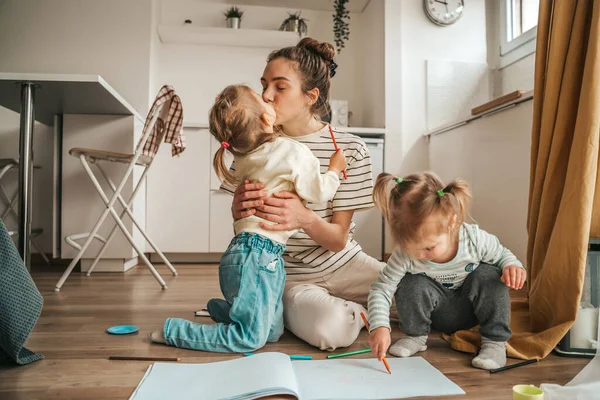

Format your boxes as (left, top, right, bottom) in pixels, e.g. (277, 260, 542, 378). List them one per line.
(332, 0, 350, 53)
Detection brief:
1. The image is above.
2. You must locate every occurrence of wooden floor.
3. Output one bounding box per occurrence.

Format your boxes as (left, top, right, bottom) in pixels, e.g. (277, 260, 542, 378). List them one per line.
(0, 264, 590, 399)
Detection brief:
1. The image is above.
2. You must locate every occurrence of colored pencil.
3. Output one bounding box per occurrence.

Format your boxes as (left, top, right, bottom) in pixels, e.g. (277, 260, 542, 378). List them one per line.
(489, 359, 538, 373)
(109, 356, 181, 362)
(289, 355, 313, 360)
(327, 348, 372, 359)
(328, 125, 348, 179)
(245, 353, 312, 360)
(360, 312, 392, 374)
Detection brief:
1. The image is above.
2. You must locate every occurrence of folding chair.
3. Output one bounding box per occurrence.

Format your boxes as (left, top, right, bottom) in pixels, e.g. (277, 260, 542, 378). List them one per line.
(55, 85, 185, 291)
(0, 158, 50, 265)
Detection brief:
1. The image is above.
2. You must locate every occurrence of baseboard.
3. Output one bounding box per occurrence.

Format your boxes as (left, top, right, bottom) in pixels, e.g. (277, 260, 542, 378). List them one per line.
(80, 257, 139, 272)
(149, 253, 222, 264)
(123, 257, 139, 271)
(30, 253, 59, 265)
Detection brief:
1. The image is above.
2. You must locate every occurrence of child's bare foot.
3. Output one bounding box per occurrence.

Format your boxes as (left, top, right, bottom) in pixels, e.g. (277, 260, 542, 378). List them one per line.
(148, 330, 166, 344)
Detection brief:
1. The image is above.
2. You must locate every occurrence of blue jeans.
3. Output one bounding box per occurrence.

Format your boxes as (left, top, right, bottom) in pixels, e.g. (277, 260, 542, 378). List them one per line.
(163, 233, 286, 353)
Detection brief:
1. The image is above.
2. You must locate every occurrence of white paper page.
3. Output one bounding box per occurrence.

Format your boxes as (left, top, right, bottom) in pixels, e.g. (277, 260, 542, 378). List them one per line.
(542, 309, 600, 399)
(129, 353, 300, 400)
(293, 357, 464, 400)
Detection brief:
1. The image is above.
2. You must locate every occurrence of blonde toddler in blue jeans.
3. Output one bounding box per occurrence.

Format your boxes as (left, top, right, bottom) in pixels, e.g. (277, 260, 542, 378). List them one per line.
(150, 85, 346, 352)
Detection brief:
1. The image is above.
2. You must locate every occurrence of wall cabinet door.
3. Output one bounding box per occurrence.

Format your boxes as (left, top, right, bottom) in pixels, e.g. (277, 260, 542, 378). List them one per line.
(146, 128, 210, 253)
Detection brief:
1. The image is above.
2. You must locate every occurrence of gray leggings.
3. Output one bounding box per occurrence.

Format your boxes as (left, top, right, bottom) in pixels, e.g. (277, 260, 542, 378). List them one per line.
(394, 263, 511, 342)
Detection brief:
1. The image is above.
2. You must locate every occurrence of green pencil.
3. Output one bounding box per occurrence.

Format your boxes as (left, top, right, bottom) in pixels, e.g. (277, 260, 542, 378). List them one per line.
(327, 348, 372, 359)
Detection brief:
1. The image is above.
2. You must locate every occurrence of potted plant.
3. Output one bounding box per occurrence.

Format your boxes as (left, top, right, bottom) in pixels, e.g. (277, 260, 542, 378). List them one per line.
(279, 11, 308, 37)
(333, 0, 350, 53)
(224, 6, 244, 29)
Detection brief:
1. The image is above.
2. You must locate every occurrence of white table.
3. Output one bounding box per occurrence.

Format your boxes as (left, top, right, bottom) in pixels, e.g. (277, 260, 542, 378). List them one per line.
(0, 73, 141, 268)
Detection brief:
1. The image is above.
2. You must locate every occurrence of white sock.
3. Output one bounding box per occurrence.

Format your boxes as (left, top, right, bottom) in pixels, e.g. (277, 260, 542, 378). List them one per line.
(389, 335, 428, 357)
(472, 337, 507, 370)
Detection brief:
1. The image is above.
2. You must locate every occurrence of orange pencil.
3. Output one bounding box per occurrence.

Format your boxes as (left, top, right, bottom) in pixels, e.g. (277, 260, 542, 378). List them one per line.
(360, 312, 392, 374)
(328, 125, 348, 180)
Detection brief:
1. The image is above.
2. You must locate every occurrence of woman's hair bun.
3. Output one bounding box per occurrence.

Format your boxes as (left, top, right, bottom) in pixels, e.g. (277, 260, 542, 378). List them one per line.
(296, 37, 336, 63)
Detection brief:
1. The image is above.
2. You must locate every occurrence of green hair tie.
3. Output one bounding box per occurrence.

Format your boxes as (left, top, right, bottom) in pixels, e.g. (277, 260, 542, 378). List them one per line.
(396, 177, 403, 184)
(437, 189, 445, 197)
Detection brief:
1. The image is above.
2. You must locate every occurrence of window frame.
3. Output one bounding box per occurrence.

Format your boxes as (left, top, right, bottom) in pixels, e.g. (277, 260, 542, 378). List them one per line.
(499, 0, 538, 68)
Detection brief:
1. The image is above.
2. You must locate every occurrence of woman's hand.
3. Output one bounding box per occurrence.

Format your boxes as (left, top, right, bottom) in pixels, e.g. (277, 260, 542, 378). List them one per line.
(257, 191, 317, 231)
(258, 191, 352, 252)
(231, 180, 267, 220)
(501, 265, 527, 290)
(369, 327, 392, 361)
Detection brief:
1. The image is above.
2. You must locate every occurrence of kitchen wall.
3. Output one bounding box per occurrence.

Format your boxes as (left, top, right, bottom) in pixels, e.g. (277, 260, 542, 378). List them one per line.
(154, 0, 385, 128)
(0, 0, 154, 253)
(382, 0, 489, 252)
(429, 99, 533, 264)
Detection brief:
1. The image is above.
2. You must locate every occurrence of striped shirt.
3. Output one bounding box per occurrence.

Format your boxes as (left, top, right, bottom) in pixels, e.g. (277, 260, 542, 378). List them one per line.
(368, 223, 524, 331)
(222, 124, 374, 277)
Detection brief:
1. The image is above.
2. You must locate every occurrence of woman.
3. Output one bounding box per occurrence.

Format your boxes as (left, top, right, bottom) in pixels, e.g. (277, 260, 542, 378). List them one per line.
(224, 38, 385, 350)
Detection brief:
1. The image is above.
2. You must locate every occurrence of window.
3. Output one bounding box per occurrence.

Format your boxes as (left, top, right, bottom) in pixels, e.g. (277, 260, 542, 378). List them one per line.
(507, 0, 540, 42)
(500, 0, 539, 66)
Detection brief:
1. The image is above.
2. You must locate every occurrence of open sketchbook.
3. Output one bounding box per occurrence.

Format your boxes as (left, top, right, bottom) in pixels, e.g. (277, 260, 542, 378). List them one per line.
(129, 352, 464, 400)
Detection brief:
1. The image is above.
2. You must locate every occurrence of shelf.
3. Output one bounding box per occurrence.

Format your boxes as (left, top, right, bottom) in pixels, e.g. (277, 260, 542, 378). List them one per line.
(158, 25, 300, 49)
(226, 0, 370, 13)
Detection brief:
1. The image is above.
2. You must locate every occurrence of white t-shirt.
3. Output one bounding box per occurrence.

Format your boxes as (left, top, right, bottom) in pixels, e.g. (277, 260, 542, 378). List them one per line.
(222, 124, 375, 278)
(231, 136, 340, 245)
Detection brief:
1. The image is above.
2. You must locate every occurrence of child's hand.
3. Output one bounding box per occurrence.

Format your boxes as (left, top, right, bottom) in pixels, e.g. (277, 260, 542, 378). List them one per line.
(368, 326, 391, 361)
(328, 149, 347, 174)
(501, 265, 527, 290)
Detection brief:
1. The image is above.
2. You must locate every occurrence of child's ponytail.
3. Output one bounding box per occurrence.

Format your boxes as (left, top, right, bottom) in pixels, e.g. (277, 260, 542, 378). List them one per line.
(373, 173, 398, 222)
(440, 178, 471, 227)
(213, 146, 237, 188)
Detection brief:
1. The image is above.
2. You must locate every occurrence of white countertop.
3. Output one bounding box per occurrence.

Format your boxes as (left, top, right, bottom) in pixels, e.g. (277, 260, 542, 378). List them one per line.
(340, 127, 385, 135)
(0, 73, 143, 125)
(183, 121, 385, 135)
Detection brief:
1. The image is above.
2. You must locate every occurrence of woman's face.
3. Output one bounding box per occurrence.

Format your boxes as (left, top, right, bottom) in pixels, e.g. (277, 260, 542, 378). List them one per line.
(261, 58, 312, 126)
